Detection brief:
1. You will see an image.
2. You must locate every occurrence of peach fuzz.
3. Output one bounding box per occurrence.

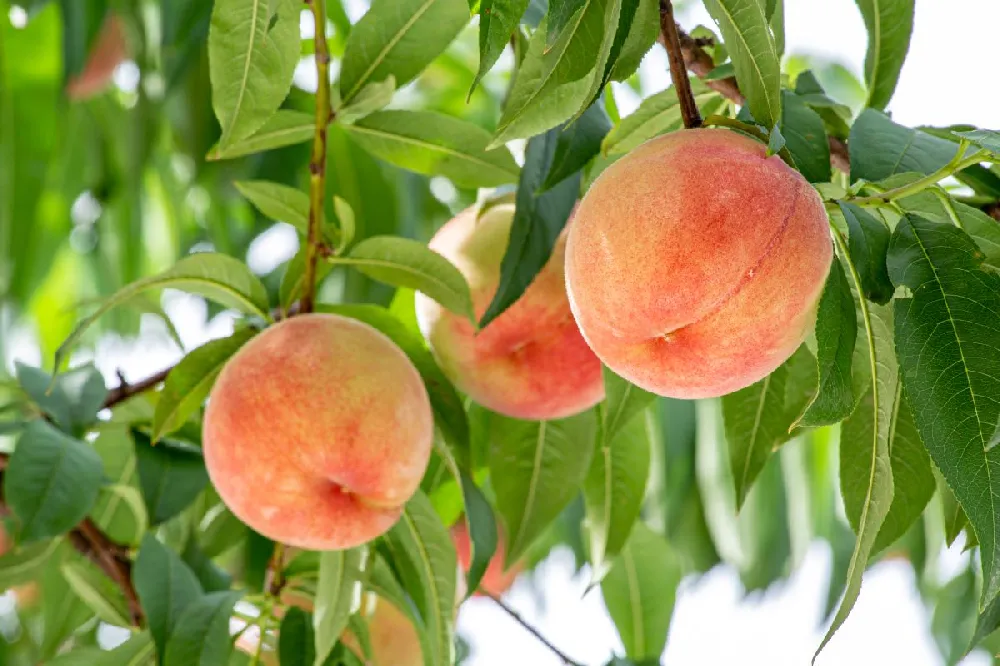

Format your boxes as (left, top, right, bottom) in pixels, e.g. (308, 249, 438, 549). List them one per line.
(203, 313, 433, 551)
(566, 128, 832, 398)
(415, 203, 604, 420)
(452, 520, 522, 596)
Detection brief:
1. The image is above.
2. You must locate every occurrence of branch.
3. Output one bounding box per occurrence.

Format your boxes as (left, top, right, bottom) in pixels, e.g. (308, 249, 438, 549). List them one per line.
(659, 1, 701, 128)
(484, 592, 584, 666)
(102, 366, 171, 409)
(664, 27, 851, 173)
(300, 0, 333, 315)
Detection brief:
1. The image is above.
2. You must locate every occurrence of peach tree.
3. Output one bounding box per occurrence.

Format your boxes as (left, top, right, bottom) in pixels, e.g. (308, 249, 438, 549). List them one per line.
(1, 0, 1000, 664)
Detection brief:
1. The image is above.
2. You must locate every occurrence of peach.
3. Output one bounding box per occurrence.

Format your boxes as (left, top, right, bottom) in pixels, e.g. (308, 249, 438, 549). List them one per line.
(203, 314, 433, 551)
(67, 15, 128, 100)
(342, 595, 423, 666)
(452, 520, 522, 596)
(415, 203, 604, 420)
(565, 128, 832, 398)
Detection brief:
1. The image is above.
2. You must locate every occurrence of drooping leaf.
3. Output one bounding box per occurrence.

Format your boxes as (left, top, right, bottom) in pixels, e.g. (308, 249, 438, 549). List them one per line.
(4, 421, 103, 542)
(344, 110, 520, 188)
(209, 0, 301, 147)
(207, 110, 314, 161)
(339, 0, 469, 104)
(280, 607, 316, 666)
(601, 82, 724, 156)
(849, 110, 961, 182)
(490, 409, 597, 563)
(888, 214, 1000, 606)
(472, 0, 530, 94)
(314, 549, 365, 665)
(133, 431, 210, 526)
(459, 470, 498, 595)
(853, 0, 915, 110)
(163, 590, 243, 666)
(838, 202, 893, 304)
(234, 180, 310, 235)
(780, 90, 831, 183)
(540, 100, 611, 192)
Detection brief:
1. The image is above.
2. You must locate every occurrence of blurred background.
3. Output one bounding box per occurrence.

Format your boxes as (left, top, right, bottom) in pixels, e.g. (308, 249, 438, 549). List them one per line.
(2, 0, 999, 664)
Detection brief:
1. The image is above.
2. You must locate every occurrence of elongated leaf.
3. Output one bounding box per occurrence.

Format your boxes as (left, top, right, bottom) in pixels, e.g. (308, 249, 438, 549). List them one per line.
(336, 76, 396, 125)
(280, 607, 316, 666)
(888, 214, 1000, 605)
(490, 410, 597, 562)
(381, 492, 457, 666)
(0, 538, 60, 589)
(344, 111, 519, 188)
(480, 126, 580, 328)
(90, 427, 146, 546)
(339, 236, 475, 323)
(460, 471, 498, 595)
(602, 366, 656, 446)
(152, 328, 257, 441)
(339, 0, 468, 104)
(134, 432, 209, 526)
(602, 82, 723, 156)
(540, 100, 611, 192)
(55, 253, 271, 369)
(207, 110, 314, 160)
(702, 0, 782, 128)
(235, 180, 310, 235)
(314, 549, 364, 665)
(781, 90, 831, 183)
(209, 0, 301, 147)
(164, 591, 243, 666)
(4, 421, 103, 542)
(134, 534, 203, 663)
(601, 524, 681, 661)
(472, 0, 530, 94)
(796, 260, 857, 427)
(839, 202, 893, 304)
(854, 0, 914, 110)
(61, 559, 131, 626)
(849, 110, 960, 182)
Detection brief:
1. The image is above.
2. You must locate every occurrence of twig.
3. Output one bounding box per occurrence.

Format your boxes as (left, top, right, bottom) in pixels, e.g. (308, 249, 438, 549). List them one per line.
(300, 0, 333, 315)
(987, 202, 1000, 221)
(659, 1, 701, 128)
(484, 591, 584, 666)
(101, 366, 171, 409)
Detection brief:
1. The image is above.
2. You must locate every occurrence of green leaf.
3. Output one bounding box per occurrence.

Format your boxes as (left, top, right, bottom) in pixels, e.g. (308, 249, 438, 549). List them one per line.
(853, 0, 914, 110)
(337, 237, 475, 323)
(209, 0, 301, 147)
(460, 470, 498, 595)
(15, 363, 106, 432)
(152, 328, 257, 441)
(4, 421, 103, 542)
(59, 0, 109, 79)
(472, 0, 530, 94)
(332, 196, 356, 255)
(336, 76, 396, 125)
(795, 260, 857, 428)
(540, 100, 611, 192)
(780, 90, 831, 183)
(207, 110, 314, 161)
(90, 427, 146, 546)
(888, 214, 1000, 606)
(601, 82, 723, 156)
(134, 534, 204, 664)
(133, 431, 209, 526)
(601, 366, 656, 446)
(480, 126, 581, 328)
(702, 0, 782, 128)
(61, 559, 131, 626)
(766, 124, 786, 156)
(585, 406, 652, 577)
(381, 492, 457, 666)
(490, 410, 597, 562)
(871, 386, 933, 554)
(235, 180, 310, 236)
(954, 129, 1000, 158)
(838, 202, 893, 305)
(601, 524, 681, 661)
(606, 0, 659, 84)
(164, 590, 243, 666)
(339, 0, 469, 104)
(0, 538, 60, 589)
(344, 110, 519, 188)
(849, 110, 961, 182)
(547, 0, 585, 45)
(280, 607, 316, 666)
(819, 289, 896, 657)
(314, 549, 364, 666)
(55, 253, 271, 369)
(182, 539, 233, 593)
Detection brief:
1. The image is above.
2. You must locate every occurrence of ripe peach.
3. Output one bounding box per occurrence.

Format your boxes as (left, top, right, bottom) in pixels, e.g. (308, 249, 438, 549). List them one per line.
(452, 520, 522, 596)
(66, 15, 128, 100)
(203, 314, 433, 551)
(415, 203, 604, 420)
(342, 595, 423, 666)
(566, 128, 831, 398)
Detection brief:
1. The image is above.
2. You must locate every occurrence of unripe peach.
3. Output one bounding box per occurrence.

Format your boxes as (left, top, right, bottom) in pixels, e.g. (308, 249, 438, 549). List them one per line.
(66, 15, 128, 100)
(452, 521, 522, 596)
(566, 129, 832, 398)
(416, 204, 604, 420)
(203, 314, 433, 551)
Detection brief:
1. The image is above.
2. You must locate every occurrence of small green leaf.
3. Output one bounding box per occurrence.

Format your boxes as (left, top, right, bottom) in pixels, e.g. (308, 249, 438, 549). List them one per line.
(314, 548, 364, 665)
(702, 0, 782, 128)
(472, 0, 530, 95)
(164, 590, 244, 666)
(337, 236, 475, 323)
(61, 559, 131, 626)
(954, 129, 1000, 158)
(134, 534, 203, 664)
(152, 328, 257, 442)
(601, 524, 681, 661)
(853, 0, 914, 110)
(235, 180, 310, 235)
(336, 76, 396, 125)
(344, 110, 520, 188)
(209, 0, 301, 147)
(838, 202, 893, 304)
(766, 124, 786, 156)
(15, 363, 106, 432)
(601, 82, 723, 156)
(490, 410, 597, 562)
(207, 110, 314, 161)
(339, 0, 469, 104)
(4, 421, 103, 542)
(332, 196, 356, 254)
(133, 431, 209, 526)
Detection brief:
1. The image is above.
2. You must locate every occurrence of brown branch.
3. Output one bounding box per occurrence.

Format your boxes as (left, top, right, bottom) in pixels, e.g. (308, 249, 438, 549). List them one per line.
(101, 366, 171, 409)
(659, 1, 701, 128)
(987, 203, 1000, 221)
(484, 592, 584, 666)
